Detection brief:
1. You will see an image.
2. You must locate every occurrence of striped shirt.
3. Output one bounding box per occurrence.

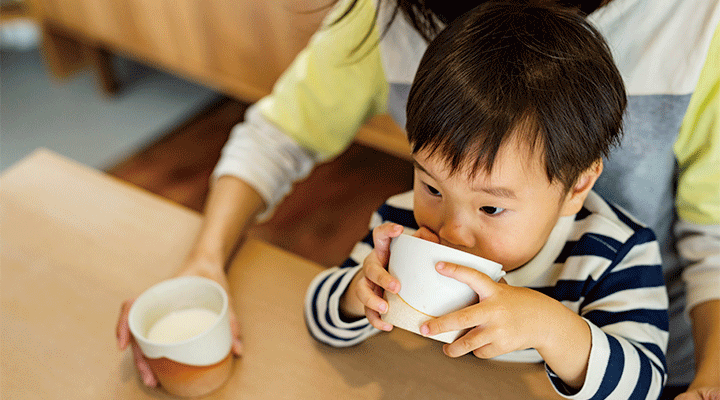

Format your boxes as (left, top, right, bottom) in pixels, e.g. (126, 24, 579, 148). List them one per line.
(305, 190, 669, 399)
(212, 2, 719, 383)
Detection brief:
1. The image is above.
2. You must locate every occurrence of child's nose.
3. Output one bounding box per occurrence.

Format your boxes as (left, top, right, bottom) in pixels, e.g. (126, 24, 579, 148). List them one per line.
(438, 217, 476, 250)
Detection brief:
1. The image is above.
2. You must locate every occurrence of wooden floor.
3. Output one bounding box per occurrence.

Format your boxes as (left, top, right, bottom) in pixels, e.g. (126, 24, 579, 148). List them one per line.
(107, 97, 414, 267)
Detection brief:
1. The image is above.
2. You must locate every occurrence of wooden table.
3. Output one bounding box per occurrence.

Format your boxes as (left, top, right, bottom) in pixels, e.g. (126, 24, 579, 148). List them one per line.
(1, 150, 561, 399)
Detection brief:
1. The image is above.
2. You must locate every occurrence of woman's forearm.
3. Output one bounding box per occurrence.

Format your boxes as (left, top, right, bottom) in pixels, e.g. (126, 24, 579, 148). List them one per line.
(689, 299, 720, 389)
(187, 175, 266, 269)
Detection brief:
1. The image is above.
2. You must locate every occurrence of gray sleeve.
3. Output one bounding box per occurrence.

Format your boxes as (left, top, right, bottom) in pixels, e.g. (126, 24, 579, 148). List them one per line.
(211, 104, 317, 221)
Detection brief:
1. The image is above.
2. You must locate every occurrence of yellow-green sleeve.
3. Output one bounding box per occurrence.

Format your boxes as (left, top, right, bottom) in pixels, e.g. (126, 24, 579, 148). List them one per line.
(674, 22, 720, 225)
(255, 0, 389, 161)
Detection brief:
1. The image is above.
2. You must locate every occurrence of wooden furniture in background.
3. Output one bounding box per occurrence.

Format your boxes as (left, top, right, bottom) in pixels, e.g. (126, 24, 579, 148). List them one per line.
(1, 150, 561, 399)
(1, 0, 29, 22)
(25, 0, 412, 159)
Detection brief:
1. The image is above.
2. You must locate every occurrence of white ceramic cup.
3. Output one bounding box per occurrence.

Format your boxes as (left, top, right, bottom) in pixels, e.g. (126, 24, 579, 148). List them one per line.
(381, 234, 505, 343)
(128, 276, 233, 397)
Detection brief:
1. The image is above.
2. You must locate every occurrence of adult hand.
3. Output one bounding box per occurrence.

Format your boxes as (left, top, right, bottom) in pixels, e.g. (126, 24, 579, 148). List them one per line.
(115, 257, 243, 387)
(675, 387, 720, 400)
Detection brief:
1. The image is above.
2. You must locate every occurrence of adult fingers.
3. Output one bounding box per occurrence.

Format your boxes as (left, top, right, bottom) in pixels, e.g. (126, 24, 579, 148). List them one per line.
(131, 341, 158, 387)
(674, 387, 720, 400)
(118, 299, 158, 387)
(228, 310, 243, 356)
(116, 299, 134, 350)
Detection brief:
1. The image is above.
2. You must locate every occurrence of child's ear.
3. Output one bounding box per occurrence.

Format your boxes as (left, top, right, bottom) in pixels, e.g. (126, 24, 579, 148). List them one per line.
(560, 160, 603, 217)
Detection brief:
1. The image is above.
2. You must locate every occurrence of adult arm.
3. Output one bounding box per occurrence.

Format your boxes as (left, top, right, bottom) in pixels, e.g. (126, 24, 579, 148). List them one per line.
(674, 22, 720, 397)
(118, 0, 388, 383)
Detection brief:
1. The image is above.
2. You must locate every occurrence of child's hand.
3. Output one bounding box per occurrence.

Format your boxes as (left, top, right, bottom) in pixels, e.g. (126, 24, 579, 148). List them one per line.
(348, 223, 405, 330)
(352, 224, 443, 330)
(420, 261, 592, 389)
(419, 261, 557, 359)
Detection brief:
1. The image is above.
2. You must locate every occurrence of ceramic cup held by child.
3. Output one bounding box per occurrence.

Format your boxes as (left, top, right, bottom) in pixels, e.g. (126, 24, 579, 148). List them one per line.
(381, 234, 505, 343)
(128, 276, 233, 397)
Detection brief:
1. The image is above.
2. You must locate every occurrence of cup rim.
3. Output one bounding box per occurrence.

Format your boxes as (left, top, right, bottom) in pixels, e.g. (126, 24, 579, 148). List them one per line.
(393, 234, 504, 272)
(128, 276, 229, 347)
(389, 233, 505, 317)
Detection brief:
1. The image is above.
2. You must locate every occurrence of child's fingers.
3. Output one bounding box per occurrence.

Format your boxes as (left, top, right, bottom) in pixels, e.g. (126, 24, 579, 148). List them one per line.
(443, 326, 492, 358)
(420, 303, 487, 337)
(413, 226, 441, 243)
(435, 262, 498, 298)
(363, 251, 400, 294)
(356, 275, 389, 314)
(366, 307, 393, 331)
(371, 223, 404, 261)
(472, 342, 504, 359)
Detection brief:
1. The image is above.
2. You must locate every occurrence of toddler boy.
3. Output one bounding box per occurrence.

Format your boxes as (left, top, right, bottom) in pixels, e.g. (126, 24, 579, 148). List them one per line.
(305, 3, 668, 399)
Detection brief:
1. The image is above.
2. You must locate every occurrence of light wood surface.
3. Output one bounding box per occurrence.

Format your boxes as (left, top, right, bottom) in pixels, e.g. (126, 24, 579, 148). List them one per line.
(0, 149, 560, 399)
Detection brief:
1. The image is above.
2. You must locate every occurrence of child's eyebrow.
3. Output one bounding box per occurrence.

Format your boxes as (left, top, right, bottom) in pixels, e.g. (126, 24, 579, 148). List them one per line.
(414, 160, 517, 199)
(412, 160, 433, 177)
(473, 185, 517, 199)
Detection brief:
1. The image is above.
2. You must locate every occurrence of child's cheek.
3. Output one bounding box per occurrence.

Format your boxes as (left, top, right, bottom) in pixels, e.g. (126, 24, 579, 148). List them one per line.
(412, 198, 440, 234)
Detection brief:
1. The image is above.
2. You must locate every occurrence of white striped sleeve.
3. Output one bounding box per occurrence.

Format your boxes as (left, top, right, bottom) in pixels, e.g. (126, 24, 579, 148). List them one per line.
(304, 191, 417, 347)
(547, 226, 668, 399)
(304, 264, 379, 347)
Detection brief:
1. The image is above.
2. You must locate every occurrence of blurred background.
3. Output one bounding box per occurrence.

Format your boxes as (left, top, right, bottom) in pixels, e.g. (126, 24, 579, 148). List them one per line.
(0, 0, 218, 171)
(0, 0, 413, 266)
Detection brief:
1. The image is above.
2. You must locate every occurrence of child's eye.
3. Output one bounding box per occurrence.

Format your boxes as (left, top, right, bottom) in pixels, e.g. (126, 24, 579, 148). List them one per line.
(481, 206, 505, 215)
(425, 184, 441, 196)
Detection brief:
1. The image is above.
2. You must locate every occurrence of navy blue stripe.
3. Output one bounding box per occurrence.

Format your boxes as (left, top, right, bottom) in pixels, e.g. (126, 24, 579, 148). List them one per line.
(532, 279, 591, 303)
(630, 227, 656, 246)
(325, 272, 367, 330)
(376, 204, 418, 229)
(589, 335, 625, 400)
(575, 207, 592, 220)
(532, 263, 664, 304)
(361, 231, 374, 247)
(583, 264, 665, 309)
(554, 242, 576, 265)
(554, 234, 621, 264)
(629, 346, 653, 399)
(310, 273, 345, 341)
(583, 309, 669, 331)
(547, 368, 575, 395)
(607, 202, 642, 232)
(639, 341, 667, 377)
(339, 258, 359, 269)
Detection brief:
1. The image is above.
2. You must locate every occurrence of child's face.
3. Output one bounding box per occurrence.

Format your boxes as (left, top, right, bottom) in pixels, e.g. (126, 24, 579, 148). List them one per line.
(412, 140, 581, 272)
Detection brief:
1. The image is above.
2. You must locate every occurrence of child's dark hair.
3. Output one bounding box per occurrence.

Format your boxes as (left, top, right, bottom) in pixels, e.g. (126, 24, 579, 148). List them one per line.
(405, 2, 626, 190)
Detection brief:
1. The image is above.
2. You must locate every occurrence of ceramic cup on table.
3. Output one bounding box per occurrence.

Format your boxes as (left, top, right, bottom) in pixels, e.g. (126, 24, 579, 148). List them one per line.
(128, 276, 233, 397)
(381, 234, 505, 343)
